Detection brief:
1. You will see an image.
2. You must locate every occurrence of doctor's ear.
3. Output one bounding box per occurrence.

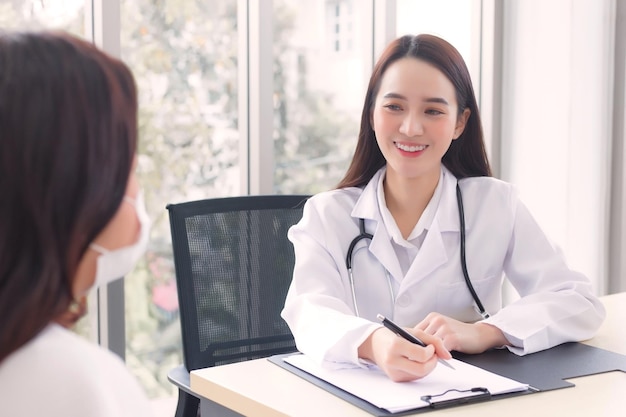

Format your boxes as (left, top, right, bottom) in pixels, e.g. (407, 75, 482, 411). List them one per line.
(453, 108, 470, 140)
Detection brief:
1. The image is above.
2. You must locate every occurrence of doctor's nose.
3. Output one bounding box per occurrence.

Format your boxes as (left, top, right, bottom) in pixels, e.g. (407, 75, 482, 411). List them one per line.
(398, 115, 424, 137)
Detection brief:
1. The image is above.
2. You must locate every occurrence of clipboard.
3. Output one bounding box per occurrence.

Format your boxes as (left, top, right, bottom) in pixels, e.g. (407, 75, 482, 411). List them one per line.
(268, 342, 626, 416)
(269, 355, 533, 416)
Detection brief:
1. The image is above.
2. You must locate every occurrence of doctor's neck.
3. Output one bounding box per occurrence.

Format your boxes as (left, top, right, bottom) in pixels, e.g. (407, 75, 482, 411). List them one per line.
(383, 168, 440, 238)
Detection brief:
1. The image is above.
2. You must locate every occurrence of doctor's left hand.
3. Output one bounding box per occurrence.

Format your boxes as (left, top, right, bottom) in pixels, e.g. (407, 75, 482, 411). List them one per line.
(415, 313, 509, 354)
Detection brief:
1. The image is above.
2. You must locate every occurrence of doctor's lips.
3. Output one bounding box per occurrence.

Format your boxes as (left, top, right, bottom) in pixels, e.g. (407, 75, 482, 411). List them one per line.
(394, 141, 428, 153)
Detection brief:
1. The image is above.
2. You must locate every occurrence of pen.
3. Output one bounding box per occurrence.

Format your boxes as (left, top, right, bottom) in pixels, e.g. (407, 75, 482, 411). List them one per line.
(377, 314, 456, 370)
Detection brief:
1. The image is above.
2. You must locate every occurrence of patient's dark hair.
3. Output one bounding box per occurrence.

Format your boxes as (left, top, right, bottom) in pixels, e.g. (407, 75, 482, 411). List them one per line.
(0, 30, 137, 362)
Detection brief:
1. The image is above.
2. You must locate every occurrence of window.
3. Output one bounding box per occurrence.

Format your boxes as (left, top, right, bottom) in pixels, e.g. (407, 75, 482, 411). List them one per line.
(0, 0, 84, 34)
(396, 0, 477, 85)
(325, 0, 355, 54)
(275, 0, 368, 194)
(120, 0, 239, 399)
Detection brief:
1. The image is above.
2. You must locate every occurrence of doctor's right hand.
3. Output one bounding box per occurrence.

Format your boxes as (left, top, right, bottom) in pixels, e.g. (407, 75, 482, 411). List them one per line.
(357, 327, 451, 382)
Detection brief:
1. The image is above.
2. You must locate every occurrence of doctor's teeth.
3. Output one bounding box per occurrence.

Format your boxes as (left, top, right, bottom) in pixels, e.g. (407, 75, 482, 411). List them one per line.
(395, 143, 426, 152)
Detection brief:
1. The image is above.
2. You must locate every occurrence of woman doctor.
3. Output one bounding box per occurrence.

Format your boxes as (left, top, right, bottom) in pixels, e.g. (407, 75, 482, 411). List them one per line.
(281, 34, 605, 382)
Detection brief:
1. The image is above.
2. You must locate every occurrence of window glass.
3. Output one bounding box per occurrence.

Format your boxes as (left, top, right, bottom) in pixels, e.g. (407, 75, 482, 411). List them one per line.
(120, 0, 239, 399)
(0, 0, 84, 34)
(396, 0, 475, 83)
(273, 0, 370, 194)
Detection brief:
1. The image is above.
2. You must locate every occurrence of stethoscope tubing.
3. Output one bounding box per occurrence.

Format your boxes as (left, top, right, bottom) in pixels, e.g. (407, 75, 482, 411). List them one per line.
(346, 218, 373, 317)
(456, 183, 490, 319)
(345, 218, 372, 271)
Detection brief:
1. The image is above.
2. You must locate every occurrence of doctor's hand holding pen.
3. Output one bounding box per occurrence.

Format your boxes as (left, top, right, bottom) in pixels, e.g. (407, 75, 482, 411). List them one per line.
(357, 325, 452, 382)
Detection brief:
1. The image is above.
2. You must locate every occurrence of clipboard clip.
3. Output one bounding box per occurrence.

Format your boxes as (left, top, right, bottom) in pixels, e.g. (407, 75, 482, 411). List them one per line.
(421, 387, 491, 409)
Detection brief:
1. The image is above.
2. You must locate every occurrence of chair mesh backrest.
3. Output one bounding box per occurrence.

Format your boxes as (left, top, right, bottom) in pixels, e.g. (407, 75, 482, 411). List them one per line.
(167, 195, 309, 371)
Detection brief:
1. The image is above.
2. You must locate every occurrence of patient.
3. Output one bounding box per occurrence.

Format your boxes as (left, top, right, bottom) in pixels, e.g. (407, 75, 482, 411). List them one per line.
(0, 30, 154, 416)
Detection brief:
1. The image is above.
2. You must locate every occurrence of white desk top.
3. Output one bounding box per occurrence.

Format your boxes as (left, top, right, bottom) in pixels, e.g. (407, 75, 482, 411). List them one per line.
(191, 292, 626, 417)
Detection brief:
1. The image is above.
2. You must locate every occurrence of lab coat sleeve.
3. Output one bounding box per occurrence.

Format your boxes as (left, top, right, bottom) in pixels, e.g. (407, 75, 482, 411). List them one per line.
(281, 194, 382, 367)
(483, 193, 606, 355)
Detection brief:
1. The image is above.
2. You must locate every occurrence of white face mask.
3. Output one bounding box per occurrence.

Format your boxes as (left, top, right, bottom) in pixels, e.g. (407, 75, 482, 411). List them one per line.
(89, 191, 151, 288)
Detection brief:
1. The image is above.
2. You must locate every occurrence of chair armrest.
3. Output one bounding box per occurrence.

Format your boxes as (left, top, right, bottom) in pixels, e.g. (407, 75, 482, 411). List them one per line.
(167, 364, 195, 396)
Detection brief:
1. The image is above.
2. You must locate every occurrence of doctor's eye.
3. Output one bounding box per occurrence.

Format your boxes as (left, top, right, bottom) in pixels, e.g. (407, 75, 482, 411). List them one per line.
(383, 103, 403, 112)
(425, 108, 445, 116)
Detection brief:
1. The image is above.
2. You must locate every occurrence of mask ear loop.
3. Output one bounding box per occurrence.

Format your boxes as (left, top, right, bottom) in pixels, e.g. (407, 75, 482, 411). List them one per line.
(89, 243, 109, 254)
(456, 182, 490, 319)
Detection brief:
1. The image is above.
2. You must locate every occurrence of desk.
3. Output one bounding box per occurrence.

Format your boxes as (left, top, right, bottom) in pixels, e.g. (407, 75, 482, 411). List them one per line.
(191, 293, 626, 417)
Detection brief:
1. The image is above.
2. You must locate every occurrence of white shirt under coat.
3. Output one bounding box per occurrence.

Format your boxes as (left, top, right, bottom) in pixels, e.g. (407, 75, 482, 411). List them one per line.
(281, 166, 605, 367)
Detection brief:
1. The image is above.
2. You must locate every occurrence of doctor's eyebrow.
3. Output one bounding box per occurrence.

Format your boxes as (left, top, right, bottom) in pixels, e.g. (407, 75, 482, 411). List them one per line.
(382, 92, 450, 106)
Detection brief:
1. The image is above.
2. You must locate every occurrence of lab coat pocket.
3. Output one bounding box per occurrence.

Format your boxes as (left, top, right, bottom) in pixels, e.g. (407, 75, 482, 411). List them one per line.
(435, 274, 500, 322)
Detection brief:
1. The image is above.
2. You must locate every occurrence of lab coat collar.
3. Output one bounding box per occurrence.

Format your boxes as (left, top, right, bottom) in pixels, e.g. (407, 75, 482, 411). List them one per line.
(349, 165, 464, 284)
(351, 168, 383, 221)
(351, 165, 462, 233)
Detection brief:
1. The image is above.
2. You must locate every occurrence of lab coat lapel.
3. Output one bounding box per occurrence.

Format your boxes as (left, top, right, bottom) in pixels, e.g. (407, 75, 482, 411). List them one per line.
(368, 227, 404, 282)
(404, 217, 448, 283)
(351, 167, 404, 282)
(403, 168, 460, 286)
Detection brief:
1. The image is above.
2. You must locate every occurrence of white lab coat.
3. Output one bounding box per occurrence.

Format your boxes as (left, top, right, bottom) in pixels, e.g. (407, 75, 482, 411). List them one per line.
(281, 166, 605, 367)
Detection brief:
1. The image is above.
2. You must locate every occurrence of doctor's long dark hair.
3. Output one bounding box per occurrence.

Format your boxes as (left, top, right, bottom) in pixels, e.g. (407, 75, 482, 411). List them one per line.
(337, 34, 492, 189)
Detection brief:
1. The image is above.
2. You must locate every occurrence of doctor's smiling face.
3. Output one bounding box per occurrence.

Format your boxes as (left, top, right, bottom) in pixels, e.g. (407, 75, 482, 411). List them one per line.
(371, 57, 469, 185)
(337, 34, 490, 191)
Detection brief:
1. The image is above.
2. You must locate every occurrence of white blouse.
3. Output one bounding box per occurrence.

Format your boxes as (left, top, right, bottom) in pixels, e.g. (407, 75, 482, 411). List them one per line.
(0, 324, 154, 417)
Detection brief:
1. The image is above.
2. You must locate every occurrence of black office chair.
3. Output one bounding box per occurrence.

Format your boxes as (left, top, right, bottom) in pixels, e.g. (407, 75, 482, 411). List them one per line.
(166, 194, 309, 417)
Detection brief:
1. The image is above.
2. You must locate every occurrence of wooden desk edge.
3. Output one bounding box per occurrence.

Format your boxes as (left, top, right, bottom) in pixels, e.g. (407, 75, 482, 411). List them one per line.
(190, 368, 291, 417)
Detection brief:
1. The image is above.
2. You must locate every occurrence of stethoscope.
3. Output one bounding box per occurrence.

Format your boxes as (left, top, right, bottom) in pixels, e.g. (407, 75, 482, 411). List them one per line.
(345, 182, 490, 320)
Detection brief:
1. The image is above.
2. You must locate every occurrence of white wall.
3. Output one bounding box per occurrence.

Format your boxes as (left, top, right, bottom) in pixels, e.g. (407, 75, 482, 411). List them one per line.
(500, 0, 615, 295)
